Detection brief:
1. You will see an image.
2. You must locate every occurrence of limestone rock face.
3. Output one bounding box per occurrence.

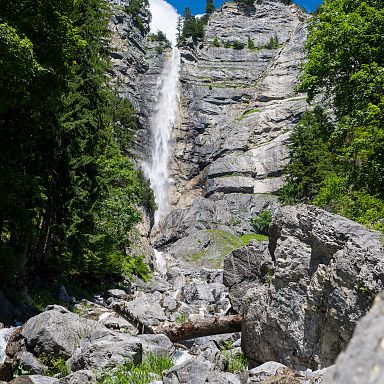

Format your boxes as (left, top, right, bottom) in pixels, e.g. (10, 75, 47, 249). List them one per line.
(324, 292, 384, 384)
(154, 0, 308, 264)
(224, 205, 384, 370)
(169, 0, 308, 209)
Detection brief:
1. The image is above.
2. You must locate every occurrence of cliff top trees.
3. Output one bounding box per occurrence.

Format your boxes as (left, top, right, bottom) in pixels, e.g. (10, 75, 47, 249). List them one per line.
(178, 0, 215, 45)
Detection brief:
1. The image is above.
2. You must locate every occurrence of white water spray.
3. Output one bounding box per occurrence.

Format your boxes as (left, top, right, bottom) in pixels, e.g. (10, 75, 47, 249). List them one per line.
(146, 1, 181, 223)
(0, 328, 16, 363)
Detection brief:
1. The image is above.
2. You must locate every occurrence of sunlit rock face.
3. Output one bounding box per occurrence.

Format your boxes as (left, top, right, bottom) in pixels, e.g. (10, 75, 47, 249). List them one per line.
(155, 0, 308, 266)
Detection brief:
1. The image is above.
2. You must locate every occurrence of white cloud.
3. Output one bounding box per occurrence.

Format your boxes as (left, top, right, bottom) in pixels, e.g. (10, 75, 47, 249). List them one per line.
(149, 0, 180, 46)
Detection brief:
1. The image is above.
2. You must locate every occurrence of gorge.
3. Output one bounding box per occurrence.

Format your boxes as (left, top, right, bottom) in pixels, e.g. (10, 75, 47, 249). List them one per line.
(0, 0, 383, 383)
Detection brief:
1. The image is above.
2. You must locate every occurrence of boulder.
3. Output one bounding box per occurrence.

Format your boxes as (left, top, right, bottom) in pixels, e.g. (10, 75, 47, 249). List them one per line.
(137, 334, 174, 357)
(68, 331, 142, 372)
(15, 351, 47, 375)
(240, 205, 384, 370)
(163, 359, 241, 384)
(324, 292, 384, 383)
(21, 306, 104, 359)
(223, 241, 272, 313)
(9, 376, 58, 384)
(58, 370, 96, 384)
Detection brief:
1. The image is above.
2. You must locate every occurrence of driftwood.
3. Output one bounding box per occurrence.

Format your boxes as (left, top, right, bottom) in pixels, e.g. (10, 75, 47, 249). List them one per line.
(155, 315, 243, 342)
(111, 300, 243, 342)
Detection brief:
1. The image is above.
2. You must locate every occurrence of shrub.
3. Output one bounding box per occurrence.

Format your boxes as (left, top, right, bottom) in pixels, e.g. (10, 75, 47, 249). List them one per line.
(251, 210, 273, 235)
(247, 35, 255, 49)
(232, 40, 245, 50)
(213, 36, 221, 47)
(265, 34, 280, 49)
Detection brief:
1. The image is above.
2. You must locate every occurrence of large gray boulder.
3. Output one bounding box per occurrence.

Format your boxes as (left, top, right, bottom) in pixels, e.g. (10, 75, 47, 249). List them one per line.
(58, 370, 96, 384)
(21, 306, 104, 359)
(237, 205, 384, 370)
(324, 292, 384, 384)
(223, 241, 272, 313)
(68, 331, 142, 372)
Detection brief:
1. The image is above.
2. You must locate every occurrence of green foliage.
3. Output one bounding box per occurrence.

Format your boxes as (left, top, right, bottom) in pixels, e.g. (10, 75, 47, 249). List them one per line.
(247, 35, 255, 50)
(125, 0, 150, 34)
(282, 0, 384, 231)
(265, 34, 280, 49)
(98, 353, 173, 384)
(240, 233, 268, 244)
(178, 1, 215, 46)
(234, 0, 255, 6)
(251, 210, 273, 235)
(39, 354, 68, 377)
(232, 40, 245, 50)
(175, 312, 188, 324)
(213, 37, 221, 47)
(224, 40, 232, 48)
(0, 0, 154, 293)
(220, 342, 248, 373)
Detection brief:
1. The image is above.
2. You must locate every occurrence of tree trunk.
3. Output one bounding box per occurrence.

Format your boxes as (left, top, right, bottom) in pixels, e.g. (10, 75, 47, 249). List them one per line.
(112, 301, 243, 341)
(155, 315, 243, 342)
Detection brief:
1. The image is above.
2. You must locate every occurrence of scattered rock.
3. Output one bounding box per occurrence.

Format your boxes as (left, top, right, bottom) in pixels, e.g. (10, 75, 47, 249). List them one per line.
(58, 370, 96, 384)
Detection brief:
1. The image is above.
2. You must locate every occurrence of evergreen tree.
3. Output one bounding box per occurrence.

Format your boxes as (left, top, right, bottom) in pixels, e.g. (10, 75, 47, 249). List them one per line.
(282, 0, 384, 231)
(206, 0, 215, 15)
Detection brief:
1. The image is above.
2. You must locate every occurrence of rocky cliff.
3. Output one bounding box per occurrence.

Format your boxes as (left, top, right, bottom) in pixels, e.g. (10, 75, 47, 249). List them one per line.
(155, 0, 308, 267)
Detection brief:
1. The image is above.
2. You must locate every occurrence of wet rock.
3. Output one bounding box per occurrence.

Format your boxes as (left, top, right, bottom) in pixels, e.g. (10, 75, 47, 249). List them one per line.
(240, 205, 384, 370)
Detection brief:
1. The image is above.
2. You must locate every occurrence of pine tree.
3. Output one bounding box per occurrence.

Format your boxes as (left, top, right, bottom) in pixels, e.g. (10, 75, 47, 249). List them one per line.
(206, 0, 215, 15)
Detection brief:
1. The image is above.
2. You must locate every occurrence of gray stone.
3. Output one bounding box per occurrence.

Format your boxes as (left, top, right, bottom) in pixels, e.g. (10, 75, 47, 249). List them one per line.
(21, 308, 104, 359)
(58, 370, 96, 384)
(163, 359, 241, 384)
(324, 292, 384, 384)
(10, 376, 59, 384)
(15, 352, 47, 375)
(247, 361, 287, 383)
(68, 332, 142, 372)
(123, 293, 167, 326)
(241, 205, 384, 370)
(137, 334, 174, 357)
(223, 241, 272, 313)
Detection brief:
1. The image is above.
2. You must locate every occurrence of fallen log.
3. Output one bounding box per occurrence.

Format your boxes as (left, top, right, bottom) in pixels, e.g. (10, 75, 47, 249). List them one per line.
(155, 315, 243, 342)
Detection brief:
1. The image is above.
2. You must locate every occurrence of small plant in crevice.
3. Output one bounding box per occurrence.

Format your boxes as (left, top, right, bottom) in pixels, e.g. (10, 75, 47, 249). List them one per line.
(39, 354, 68, 378)
(175, 312, 188, 324)
(265, 34, 280, 49)
(251, 209, 273, 235)
(213, 36, 221, 47)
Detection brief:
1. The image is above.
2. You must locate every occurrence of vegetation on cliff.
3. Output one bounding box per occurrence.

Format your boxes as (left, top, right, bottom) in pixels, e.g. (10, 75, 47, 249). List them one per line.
(281, 0, 384, 231)
(0, 0, 153, 296)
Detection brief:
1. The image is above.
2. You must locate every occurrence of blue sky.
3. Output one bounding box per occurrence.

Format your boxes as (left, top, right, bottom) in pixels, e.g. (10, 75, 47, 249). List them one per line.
(167, 0, 322, 14)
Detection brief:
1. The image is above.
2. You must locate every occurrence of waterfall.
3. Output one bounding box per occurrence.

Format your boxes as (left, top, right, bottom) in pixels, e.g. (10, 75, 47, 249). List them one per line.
(0, 328, 16, 364)
(145, 0, 180, 224)
(144, 47, 180, 223)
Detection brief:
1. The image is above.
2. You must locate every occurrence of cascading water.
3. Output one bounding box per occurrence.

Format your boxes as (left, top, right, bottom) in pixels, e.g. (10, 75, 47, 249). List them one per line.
(145, 0, 181, 224)
(144, 47, 180, 223)
(0, 327, 16, 364)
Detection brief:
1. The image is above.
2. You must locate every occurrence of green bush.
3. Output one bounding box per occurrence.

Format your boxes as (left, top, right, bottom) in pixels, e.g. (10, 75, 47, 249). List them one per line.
(213, 37, 221, 47)
(232, 40, 245, 50)
(251, 210, 273, 235)
(247, 35, 255, 49)
(265, 34, 280, 49)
